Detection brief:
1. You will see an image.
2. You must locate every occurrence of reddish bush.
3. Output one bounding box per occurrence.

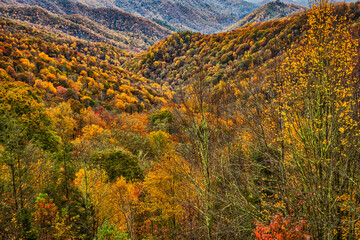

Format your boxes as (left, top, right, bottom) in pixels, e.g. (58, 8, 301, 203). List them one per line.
(254, 214, 311, 240)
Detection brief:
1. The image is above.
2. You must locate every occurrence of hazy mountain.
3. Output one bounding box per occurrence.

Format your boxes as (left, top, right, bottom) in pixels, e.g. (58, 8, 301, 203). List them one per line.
(225, 0, 306, 31)
(0, 0, 172, 51)
(259, 0, 309, 6)
(249, 0, 357, 7)
(202, 0, 258, 15)
(73, 0, 258, 33)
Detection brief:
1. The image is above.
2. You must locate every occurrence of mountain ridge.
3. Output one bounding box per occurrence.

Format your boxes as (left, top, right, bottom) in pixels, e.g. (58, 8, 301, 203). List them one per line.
(0, 0, 172, 51)
(73, 0, 258, 33)
(0, 16, 169, 112)
(225, 0, 307, 31)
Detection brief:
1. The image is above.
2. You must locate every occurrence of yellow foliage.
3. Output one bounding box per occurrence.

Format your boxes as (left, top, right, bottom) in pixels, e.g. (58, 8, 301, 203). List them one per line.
(277, 0, 358, 156)
(270, 1, 360, 237)
(34, 80, 57, 94)
(141, 151, 197, 229)
(106, 177, 139, 237)
(115, 99, 126, 111)
(47, 102, 77, 141)
(107, 88, 116, 97)
(38, 52, 51, 62)
(81, 124, 106, 140)
(74, 167, 111, 224)
(28, 157, 53, 194)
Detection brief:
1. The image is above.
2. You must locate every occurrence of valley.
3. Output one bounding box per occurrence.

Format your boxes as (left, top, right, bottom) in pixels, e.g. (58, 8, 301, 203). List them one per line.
(0, 1, 360, 239)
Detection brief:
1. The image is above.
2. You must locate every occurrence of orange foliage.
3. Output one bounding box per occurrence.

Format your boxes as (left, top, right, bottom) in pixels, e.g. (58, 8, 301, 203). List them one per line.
(254, 214, 310, 240)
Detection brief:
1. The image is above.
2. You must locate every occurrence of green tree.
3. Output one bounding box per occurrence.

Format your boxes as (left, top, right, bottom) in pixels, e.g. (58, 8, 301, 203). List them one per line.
(91, 149, 143, 182)
(0, 82, 59, 238)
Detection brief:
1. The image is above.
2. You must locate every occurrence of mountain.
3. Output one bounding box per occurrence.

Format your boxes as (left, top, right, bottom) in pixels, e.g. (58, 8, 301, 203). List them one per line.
(126, 12, 308, 91)
(73, 0, 258, 33)
(202, 0, 258, 15)
(0, 0, 172, 51)
(0, 16, 170, 112)
(225, 0, 307, 31)
(2, 2, 360, 240)
(251, 0, 358, 7)
(259, 0, 309, 6)
(126, 2, 360, 93)
(244, 0, 310, 6)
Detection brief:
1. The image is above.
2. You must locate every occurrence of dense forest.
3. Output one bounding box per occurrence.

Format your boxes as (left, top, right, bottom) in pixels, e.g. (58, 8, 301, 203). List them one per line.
(1, 0, 360, 239)
(68, 0, 256, 33)
(0, 2, 172, 51)
(225, 0, 307, 31)
(0, 0, 255, 34)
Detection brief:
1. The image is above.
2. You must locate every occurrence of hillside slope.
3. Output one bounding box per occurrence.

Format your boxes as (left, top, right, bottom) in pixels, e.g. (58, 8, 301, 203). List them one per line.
(225, 0, 307, 31)
(73, 0, 257, 33)
(127, 14, 306, 89)
(203, 0, 258, 15)
(0, 17, 170, 112)
(0, 0, 172, 51)
(126, 2, 360, 95)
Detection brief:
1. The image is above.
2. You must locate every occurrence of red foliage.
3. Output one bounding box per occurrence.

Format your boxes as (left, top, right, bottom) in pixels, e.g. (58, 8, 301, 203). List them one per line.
(95, 105, 114, 123)
(56, 86, 67, 99)
(254, 214, 311, 240)
(34, 194, 58, 231)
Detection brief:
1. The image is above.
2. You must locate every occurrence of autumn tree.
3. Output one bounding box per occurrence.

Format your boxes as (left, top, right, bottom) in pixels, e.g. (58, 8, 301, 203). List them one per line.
(106, 177, 139, 240)
(0, 82, 59, 238)
(271, 0, 360, 238)
(74, 167, 110, 238)
(49, 102, 78, 222)
(140, 131, 197, 239)
(254, 213, 310, 240)
(34, 193, 75, 239)
(176, 71, 216, 239)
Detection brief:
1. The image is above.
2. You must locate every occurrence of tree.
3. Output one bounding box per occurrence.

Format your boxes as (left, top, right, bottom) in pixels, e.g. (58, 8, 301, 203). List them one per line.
(272, 1, 360, 238)
(254, 213, 310, 240)
(141, 151, 196, 239)
(0, 82, 58, 151)
(176, 72, 215, 239)
(0, 82, 59, 238)
(74, 167, 110, 238)
(91, 149, 143, 182)
(107, 177, 139, 240)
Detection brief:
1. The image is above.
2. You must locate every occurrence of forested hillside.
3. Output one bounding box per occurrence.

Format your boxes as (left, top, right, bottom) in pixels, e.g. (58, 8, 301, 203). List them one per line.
(73, 0, 256, 33)
(1, 1, 360, 240)
(128, 1, 359, 93)
(203, 0, 258, 15)
(127, 9, 307, 90)
(0, 0, 172, 51)
(0, 17, 172, 112)
(226, 0, 307, 31)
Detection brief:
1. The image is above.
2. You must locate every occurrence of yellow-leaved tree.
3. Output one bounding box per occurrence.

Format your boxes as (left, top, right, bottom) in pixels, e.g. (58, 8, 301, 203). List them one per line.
(273, 0, 360, 238)
(74, 167, 111, 238)
(107, 176, 139, 240)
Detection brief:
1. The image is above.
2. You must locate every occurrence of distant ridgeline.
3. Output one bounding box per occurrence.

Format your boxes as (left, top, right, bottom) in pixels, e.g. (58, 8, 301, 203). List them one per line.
(72, 0, 258, 33)
(0, 0, 258, 34)
(0, 0, 172, 51)
(226, 0, 307, 31)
